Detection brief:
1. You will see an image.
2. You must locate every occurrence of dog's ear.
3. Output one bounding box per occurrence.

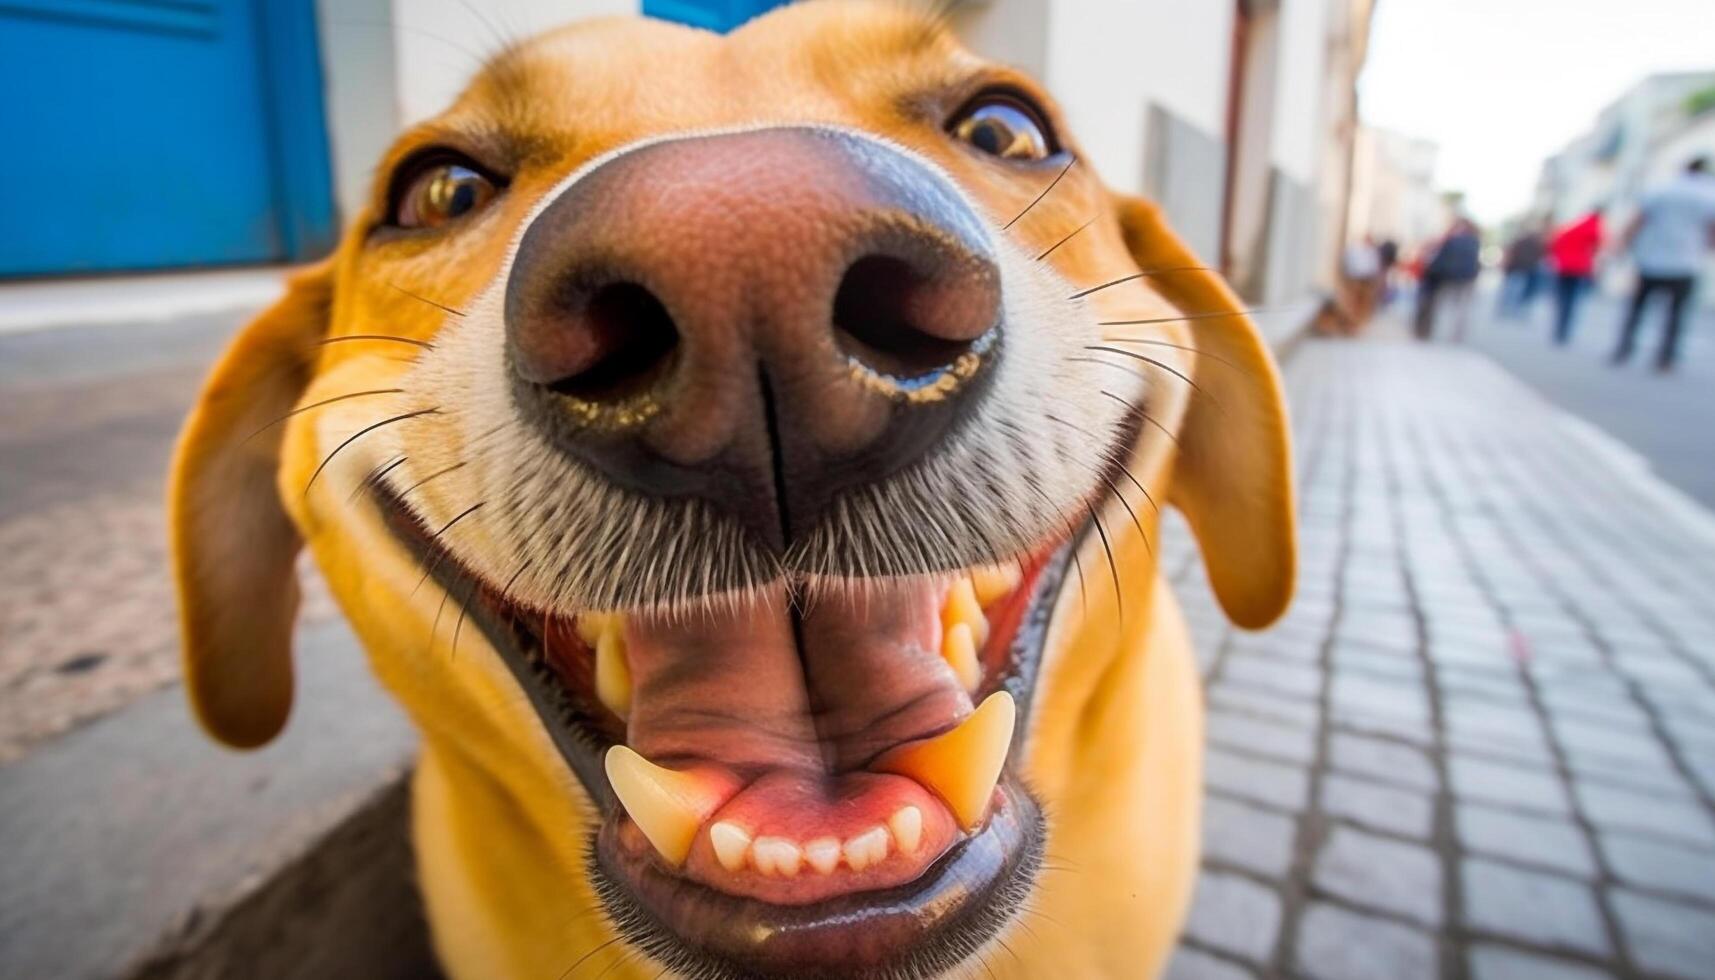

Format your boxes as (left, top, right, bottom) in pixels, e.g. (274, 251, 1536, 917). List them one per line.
(168, 262, 332, 747)
(1110, 193, 1296, 628)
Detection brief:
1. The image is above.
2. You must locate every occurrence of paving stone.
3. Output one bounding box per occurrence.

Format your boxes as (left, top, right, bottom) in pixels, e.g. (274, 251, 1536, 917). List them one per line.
(1208, 684, 1322, 728)
(1455, 803, 1597, 878)
(1460, 858, 1609, 957)
(1331, 706, 1435, 747)
(1321, 773, 1433, 839)
(1207, 711, 1316, 765)
(1294, 902, 1436, 980)
(1467, 945, 1613, 980)
(1573, 780, 1715, 849)
(1203, 795, 1296, 878)
(1220, 655, 1322, 700)
(1164, 946, 1254, 980)
(1598, 832, 1715, 903)
(1608, 888, 1715, 980)
(1183, 870, 1281, 964)
(1205, 748, 1309, 812)
(1447, 755, 1571, 816)
(1312, 826, 1442, 927)
(1327, 732, 1438, 793)
(1331, 674, 1430, 722)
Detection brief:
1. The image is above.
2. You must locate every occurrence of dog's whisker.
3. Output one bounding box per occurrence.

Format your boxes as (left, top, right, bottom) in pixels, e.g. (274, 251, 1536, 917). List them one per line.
(1097, 305, 1275, 328)
(1083, 348, 1221, 413)
(240, 388, 405, 445)
(388, 281, 468, 318)
(1099, 390, 1181, 448)
(429, 586, 455, 658)
(1067, 265, 1209, 301)
(316, 333, 436, 351)
(398, 460, 468, 501)
(409, 501, 487, 598)
(450, 578, 480, 662)
(304, 407, 440, 496)
(1100, 475, 1153, 559)
(348, 454, 409, 504)
(1094, 337, 1244, 372)
(1087, 504, 1123, 623)
(1001, 154, 1076, 231)
(1035, 216, 1097, 262)
(558, 936, 625, 980)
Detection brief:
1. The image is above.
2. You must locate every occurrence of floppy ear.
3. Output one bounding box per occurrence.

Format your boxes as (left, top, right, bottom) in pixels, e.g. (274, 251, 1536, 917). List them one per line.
(168, 262, 332, 747)
(1110, 193, 1296, 628)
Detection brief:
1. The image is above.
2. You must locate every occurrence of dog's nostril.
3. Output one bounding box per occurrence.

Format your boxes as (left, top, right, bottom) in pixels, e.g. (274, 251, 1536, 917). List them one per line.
(833, 254, 998, 379)
(540, 281, 680, 401)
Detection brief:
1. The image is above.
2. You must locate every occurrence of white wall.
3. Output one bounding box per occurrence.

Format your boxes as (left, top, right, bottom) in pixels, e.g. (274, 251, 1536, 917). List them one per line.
(1049, 0, 1234, 194)
(1269, 0, 1329, 183)
(390, 0, 639, 124)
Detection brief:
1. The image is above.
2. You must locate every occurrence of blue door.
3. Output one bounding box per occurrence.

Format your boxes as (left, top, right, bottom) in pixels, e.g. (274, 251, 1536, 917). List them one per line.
(644, 0, 787, 33)
(0, 0, 336, 277)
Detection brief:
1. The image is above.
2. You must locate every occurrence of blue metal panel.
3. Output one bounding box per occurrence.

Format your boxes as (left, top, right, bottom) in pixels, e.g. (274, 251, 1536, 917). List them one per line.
(643, 0, 788, 33)
(0, 0, 335, 277)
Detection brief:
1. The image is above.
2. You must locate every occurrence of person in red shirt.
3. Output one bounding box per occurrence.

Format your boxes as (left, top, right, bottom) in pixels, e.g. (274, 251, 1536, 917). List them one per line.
(1547, 210, 1604, 345)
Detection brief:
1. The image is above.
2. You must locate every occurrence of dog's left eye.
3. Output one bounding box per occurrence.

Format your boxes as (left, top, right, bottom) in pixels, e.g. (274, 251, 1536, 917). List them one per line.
(949, 95, 1055, 162)
(393, 159, 500, 229)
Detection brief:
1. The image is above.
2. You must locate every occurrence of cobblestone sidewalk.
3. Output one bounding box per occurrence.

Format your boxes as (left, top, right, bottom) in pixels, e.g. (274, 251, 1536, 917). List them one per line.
(1164, 337, 1715, 980)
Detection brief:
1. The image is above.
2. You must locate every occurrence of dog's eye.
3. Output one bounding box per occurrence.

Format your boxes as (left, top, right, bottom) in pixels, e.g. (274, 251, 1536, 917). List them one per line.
(394, 159, 499, 229)
(949, 95, 1055, 162)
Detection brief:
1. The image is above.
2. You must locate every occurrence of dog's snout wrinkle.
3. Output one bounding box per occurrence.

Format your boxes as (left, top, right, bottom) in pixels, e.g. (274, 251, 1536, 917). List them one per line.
(504, 127, 1002, 553)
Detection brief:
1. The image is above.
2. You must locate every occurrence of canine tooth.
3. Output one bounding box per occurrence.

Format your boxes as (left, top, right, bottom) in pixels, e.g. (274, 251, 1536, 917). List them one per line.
(942, 621, 982, 692)
(594, 628, 632, 719)
(843, 827, 890, 871)
(709, 821, 752, 873)
(971, 563, 1022, 607)
(889, 806, 924, 854)
(574, 612, 616, 647)
(942, 578, 989, 648)
(604, 747, 723, 867)
(872, 691, 1016, 831)
(752, 837, 803, 877)
(804, 837, 842, 875)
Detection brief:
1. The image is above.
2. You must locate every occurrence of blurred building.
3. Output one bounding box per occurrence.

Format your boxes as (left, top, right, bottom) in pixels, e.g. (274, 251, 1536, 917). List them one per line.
(4, 0, 1374, 313)
(1529, 71, 1715, 302)
(1347, 126, 1450, 257)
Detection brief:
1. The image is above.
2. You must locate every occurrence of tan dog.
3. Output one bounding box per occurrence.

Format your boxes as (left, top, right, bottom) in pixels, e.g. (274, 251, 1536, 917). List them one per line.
(170, 4, 1294, 977)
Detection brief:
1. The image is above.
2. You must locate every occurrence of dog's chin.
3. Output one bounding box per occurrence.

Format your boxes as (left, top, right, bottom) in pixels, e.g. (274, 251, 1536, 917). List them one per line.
(376, 483, 1078, 978)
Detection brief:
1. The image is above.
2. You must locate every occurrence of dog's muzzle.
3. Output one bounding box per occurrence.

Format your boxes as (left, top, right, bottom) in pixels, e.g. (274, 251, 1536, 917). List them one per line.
(503, 127, 1003, 551)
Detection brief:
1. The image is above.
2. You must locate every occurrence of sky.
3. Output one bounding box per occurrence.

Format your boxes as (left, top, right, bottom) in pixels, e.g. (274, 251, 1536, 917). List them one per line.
(1359, 0, 1715, 224)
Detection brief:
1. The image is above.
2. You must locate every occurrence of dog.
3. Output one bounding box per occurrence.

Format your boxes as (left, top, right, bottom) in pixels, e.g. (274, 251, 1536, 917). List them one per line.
(169, 3, 1295, 977)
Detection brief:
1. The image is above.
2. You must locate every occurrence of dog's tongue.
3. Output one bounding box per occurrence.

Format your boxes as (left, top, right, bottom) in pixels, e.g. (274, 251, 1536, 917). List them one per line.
(612, 580, 984, 903)
(623, 581, 972, 775)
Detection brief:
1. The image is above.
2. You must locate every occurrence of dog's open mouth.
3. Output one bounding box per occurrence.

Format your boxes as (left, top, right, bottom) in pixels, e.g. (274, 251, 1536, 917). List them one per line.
(377, 485, 1074, 976)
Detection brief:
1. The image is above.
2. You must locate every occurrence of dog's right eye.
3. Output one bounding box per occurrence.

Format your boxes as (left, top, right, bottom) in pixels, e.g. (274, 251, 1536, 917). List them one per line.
(391, 156, 501, 229)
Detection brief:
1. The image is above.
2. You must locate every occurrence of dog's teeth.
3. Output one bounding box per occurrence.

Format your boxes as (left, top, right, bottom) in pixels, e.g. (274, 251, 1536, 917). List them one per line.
(709, 821, 752, 872)
(842, 826, 890, 871)
(604, 746, 722, 867)
(942, 621, 982, 692)
(970, 562, 1023, 607)
(872, 691, 1016, 831)
(594, 627, 632, 720)
(941, 577, 990, 648)
(888, 806, 924, 854)
(804, 837, 842, 875)
(752, 837, 803, 877)
(574, 612, 617, 647)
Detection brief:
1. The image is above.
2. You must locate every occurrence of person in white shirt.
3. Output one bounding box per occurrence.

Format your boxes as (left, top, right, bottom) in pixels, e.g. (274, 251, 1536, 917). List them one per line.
(1612, 157, 1715, 372)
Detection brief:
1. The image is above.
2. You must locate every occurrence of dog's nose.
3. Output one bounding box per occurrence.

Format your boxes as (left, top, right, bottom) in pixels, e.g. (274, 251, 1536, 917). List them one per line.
(505, 128, 1002, 551)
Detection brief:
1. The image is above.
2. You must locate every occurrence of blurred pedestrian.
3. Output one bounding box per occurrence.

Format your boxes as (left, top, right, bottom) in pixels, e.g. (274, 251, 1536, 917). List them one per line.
(1413, 218, 1482, 341)
(1496, 223, 1547, 318)
(1611, 156, 1715, 372)
(1376, 238, 1400, 307)
(1342, 235, 1384, 326)
(1546, 209, 1604, 345)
